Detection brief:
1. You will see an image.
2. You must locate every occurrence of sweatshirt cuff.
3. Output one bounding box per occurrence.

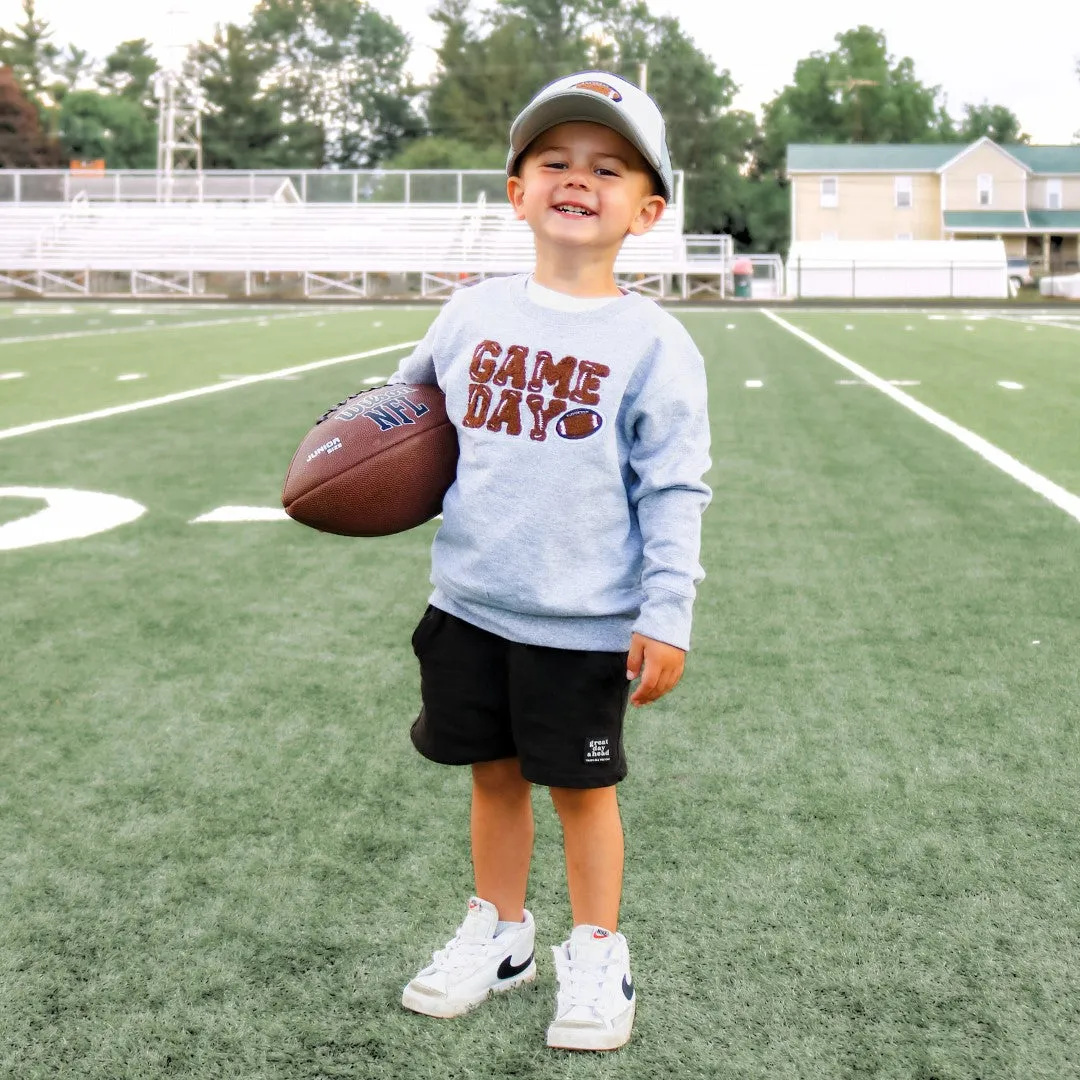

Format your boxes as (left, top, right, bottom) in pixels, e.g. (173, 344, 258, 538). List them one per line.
(632, 588, 695, 652)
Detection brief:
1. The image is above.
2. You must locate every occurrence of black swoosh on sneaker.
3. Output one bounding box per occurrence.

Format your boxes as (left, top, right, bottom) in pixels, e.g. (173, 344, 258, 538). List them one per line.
(622, 974, 634, 1000)
(497, 952, 534, 980)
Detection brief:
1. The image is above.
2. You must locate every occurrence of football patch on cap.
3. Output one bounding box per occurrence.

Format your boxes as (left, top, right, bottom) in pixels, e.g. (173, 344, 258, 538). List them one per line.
(574, 80, 623, 102)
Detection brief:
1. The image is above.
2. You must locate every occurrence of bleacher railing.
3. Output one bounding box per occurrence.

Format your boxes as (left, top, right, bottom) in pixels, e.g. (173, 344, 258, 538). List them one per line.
(0, 167, 685, 210)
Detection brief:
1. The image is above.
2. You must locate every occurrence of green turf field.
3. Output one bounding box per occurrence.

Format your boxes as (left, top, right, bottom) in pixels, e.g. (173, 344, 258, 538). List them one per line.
(2, 301, 1079, 1079)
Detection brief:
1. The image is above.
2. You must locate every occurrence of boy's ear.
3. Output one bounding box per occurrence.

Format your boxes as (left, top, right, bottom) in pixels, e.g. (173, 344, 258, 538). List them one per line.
(627, 194, 666, 237)
(507, 175, 527, 220)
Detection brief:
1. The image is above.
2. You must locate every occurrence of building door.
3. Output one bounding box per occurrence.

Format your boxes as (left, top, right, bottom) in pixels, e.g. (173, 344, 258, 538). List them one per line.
(1049, 235, 1065, 273)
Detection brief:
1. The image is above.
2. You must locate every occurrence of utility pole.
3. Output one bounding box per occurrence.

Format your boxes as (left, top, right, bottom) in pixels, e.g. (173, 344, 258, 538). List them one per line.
(638, 61, 647, 93)
(827, 77, 879, 142)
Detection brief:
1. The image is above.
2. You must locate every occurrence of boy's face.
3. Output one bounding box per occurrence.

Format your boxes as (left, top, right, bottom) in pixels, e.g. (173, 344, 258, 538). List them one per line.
(507, 122, 666, 257)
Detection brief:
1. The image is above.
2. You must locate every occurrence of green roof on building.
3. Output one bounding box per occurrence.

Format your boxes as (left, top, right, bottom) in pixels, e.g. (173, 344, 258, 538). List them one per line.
(944, 212, 1030, 230)
(788, 141, 1080, 174)
(1008, 146, 1080, 174)
(787, 144, 959, 171)
(1028, 210, 1080, 229)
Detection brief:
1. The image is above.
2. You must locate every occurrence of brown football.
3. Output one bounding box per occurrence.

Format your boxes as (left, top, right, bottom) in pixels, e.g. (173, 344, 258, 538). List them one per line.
(282, 383, 458, 537)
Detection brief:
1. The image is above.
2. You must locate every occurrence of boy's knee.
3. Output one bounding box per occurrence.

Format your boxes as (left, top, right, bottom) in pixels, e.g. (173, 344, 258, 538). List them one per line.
(549, 784, 618, 818)
(472, 757, 530, 796)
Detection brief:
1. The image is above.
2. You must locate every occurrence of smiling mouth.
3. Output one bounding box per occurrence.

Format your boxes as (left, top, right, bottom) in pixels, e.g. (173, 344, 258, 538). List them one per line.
(554, 205, 595, 217)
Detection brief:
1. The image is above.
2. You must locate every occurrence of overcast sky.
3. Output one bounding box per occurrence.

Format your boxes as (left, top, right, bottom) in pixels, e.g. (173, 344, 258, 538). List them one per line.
(2, 0, 1078, 143)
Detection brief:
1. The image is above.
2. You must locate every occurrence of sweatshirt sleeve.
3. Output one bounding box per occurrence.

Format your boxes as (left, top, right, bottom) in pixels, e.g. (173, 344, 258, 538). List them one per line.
(624, 335, 712, 651)
(386, 304, 447, 386)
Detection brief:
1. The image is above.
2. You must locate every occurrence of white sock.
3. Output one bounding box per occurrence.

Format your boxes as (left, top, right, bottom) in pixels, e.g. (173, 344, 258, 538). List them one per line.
(496, 918, 526, 935)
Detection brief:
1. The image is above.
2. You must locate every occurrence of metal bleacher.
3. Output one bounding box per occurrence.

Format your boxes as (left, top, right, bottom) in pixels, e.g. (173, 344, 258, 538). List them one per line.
(0, 168, 736, 300)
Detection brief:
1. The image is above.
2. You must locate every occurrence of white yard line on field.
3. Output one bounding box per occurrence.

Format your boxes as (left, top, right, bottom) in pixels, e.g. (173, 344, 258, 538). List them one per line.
(761, 309, 1080, 525)
(989, 313, 1080, 333)
(0, 307, 365, 348)
(0, 340, 418, 442)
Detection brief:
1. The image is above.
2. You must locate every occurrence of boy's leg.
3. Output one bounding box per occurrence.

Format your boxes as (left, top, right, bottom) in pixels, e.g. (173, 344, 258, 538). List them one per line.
(403, 611, 537, 1018)
(546, 785, 634, 1052)
(401, 760, 536, 1019)
(471, 757, 534, 921)
(548, 784, 623, 930)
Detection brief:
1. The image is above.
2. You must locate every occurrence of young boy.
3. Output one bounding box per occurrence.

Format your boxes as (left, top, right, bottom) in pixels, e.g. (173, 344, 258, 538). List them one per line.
(388, 71, 712, 1051)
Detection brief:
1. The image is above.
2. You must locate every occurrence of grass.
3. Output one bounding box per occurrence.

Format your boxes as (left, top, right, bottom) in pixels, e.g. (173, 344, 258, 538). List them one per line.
(2, 302, 1079, 1078)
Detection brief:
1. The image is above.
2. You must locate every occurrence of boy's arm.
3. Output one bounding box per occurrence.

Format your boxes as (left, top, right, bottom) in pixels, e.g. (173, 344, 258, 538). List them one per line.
(625, 340, 712, 697)
(386, 307, 444, 386)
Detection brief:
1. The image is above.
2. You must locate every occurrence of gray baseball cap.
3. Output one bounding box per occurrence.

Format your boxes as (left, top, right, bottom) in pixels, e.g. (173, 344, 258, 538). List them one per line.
(507, 71, 674, 202)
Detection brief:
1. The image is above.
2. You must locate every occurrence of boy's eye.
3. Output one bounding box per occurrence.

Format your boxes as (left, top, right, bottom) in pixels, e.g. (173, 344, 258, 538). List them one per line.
(595, 167, 618, 177)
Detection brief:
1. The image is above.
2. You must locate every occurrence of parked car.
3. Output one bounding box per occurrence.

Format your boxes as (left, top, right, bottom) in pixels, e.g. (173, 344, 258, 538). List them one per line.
(1007, 258, 1035, 290)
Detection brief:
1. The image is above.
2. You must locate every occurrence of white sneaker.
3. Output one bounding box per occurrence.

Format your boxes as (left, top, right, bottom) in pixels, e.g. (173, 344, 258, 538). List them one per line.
(402, 897, 537, 1018)
(547, 925, 636, 1051)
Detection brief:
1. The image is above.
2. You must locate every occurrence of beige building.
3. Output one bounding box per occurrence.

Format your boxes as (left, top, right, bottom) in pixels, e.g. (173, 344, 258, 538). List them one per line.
(787, 138, 1080, 273)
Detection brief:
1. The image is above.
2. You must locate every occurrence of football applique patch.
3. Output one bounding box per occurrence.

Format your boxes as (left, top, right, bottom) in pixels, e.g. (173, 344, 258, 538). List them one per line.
(556, 408, 603, 440)
(574, 80, 623, 102)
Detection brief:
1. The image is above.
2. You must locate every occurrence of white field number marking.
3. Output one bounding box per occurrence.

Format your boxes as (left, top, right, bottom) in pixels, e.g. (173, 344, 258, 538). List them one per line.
(762, 310, 1080, 525)
(191, 506, 290, 523)
(0, 487, 146, 551)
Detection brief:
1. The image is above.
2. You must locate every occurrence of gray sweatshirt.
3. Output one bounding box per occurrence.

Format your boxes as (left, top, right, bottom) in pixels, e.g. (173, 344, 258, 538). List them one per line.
(388, 274, 712, 652)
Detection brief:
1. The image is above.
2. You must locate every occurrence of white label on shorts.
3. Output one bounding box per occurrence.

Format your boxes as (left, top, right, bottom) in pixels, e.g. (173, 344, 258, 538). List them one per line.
(583, 737, 612, 764)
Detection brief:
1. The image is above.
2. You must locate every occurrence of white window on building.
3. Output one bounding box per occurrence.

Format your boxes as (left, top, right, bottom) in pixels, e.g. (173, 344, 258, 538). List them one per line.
(820, 176, 838, 208)
(820, 231, 839, 242)
(896, 232, 913, 241)
(895, 176, 913, 208)
(1047, 178, 1062, 210)
(977, 174, 993, 206)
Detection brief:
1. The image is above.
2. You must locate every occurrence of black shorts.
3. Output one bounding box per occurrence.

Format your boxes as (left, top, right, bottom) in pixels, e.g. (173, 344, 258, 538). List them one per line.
(409, 606, 630, 788)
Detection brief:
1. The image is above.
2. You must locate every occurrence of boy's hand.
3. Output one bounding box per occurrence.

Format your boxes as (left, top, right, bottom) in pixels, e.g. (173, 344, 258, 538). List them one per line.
(626, 633, 685, 707)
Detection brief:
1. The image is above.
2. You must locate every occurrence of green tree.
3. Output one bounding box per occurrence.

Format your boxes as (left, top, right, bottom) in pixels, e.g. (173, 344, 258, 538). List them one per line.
(954, 101, 1028, 144)
(248, 0, 424, 168)
(747, 25, 955, 252)
(380, 134, 506, 170)
(620, 14, 756, 236)
(424, 0, 756, 235)
(193, 22, 320, 168)
(0, 0, 58, 100)
(57, 89, 156, 166)
(53, 45, 94, 99)
(0, 62, 62, 165)
(98, 39, 159, 109)
(756, 26, 948, 178)
(426, 0, 592, 149)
